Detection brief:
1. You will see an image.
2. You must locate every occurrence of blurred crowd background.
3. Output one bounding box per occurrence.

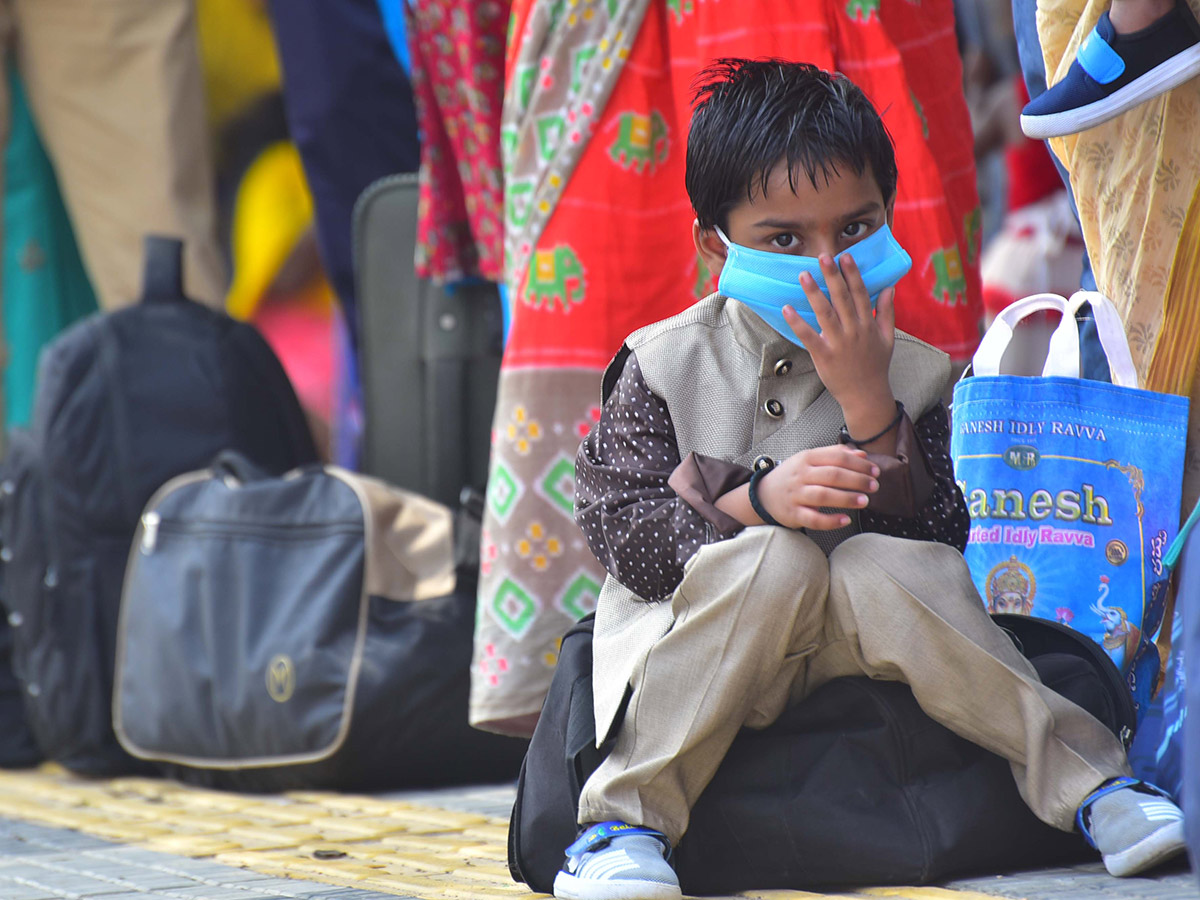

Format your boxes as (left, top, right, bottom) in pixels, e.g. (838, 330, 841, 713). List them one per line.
(3, 0, 1197, 740)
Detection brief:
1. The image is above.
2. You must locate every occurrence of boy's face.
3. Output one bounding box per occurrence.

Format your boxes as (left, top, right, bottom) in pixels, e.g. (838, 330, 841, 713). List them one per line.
(694, 158, 894, 275)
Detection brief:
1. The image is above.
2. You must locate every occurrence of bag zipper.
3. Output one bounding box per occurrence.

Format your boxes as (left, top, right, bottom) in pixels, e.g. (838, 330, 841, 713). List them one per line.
(139, 516, 361, 554)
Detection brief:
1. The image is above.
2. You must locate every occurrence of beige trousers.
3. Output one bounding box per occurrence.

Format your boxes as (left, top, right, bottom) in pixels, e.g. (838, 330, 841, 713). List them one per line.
(0, 0, 225, 313)
(578, 528, 1131, 844)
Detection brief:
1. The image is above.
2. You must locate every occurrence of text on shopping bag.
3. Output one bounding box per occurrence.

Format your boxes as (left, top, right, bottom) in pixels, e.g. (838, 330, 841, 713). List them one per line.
(952, 382, 1187, 674)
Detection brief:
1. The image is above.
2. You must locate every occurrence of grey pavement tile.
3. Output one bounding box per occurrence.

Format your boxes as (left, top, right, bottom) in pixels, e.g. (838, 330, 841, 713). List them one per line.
(79, 851, 269, 886)
(0, 881, 73, 900)
(72, 860, 196, 885)
(0, 838, 81, 859)
(0, 857, 205, 894)
(196, 878, 343, 898)
(946, 861, 1199, 899)
(0, 822, 115, 851)
(159, 887, 313, 900)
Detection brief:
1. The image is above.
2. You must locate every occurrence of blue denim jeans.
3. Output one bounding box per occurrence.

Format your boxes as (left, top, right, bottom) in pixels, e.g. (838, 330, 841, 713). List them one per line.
(1011, 0, 1110, 381)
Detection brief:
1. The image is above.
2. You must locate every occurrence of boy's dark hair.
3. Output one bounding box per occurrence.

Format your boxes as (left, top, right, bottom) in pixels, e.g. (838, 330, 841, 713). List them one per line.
(686, 59, 898, 232)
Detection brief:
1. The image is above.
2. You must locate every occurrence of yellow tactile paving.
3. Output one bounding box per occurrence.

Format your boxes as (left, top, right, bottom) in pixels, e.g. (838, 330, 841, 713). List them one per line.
(0, 766, 1014, 900)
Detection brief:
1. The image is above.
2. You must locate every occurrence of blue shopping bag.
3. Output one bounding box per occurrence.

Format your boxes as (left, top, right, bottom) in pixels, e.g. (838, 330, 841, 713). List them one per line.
(951, 293, 1189, 717)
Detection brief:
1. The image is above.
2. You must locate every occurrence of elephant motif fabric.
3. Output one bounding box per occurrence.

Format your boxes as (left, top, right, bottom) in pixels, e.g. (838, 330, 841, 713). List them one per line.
(471, 0, 984, 736)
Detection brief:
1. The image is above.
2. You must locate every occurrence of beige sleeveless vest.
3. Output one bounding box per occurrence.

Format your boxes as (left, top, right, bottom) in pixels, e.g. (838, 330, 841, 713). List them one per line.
(591, 294, 951, 740)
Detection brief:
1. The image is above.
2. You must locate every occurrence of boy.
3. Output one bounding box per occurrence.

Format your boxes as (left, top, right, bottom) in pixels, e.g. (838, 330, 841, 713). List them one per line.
(558, 60, 1185, 900)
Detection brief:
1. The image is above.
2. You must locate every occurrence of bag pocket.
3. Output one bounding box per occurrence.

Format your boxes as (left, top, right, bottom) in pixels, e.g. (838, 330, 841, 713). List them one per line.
(115, 508, 367, 767)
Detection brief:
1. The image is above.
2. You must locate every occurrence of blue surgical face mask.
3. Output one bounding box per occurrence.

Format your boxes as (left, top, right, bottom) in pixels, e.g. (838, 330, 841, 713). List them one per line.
(715, 223, 912, 347)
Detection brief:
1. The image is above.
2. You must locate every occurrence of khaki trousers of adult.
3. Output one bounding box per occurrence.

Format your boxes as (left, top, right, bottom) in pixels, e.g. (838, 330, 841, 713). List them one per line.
(0, 0, 226, 423)
(578, 529, 1132, 845)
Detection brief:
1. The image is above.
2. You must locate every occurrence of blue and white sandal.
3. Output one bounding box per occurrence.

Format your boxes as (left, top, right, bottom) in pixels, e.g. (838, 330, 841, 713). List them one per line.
(1076, 776, 1186, 877)
(552, 821, 681, 900)
(1021, 0, 1200, 139)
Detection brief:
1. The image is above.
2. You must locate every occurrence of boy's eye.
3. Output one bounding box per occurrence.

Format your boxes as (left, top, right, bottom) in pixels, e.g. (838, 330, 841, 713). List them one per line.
(770, 234, 796, 249)
(842, 222, 866, 238)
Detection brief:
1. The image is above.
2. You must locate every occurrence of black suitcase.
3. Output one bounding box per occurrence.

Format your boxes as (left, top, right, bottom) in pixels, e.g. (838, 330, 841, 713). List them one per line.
(353, 174, 504, 508)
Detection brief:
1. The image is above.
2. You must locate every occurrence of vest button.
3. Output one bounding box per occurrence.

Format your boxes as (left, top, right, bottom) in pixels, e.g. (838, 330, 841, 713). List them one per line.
(752, 455, 774, 472)
(774, 359, 793, 377)
(763, 398, 784, 418)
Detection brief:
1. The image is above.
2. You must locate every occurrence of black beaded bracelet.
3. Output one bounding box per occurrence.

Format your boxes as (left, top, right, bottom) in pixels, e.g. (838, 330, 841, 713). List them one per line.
(839, 400, 904, 448)
(747, 463, 785, 528)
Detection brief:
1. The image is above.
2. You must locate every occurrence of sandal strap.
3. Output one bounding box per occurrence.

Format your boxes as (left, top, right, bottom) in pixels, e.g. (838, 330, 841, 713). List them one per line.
(1075, 777, 1173, 848)
(565, 821, 672, 859)
(1078, 17, 1126, 85)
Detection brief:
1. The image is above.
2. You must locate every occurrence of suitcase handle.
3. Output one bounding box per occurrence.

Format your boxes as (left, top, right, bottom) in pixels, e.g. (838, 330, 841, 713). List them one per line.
(140, 235, 187, 305)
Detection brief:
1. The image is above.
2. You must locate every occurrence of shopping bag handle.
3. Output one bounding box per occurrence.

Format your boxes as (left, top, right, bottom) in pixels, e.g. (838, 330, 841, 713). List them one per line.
(972, 293, 1069, 377)
(1043, 291, 1139, 388)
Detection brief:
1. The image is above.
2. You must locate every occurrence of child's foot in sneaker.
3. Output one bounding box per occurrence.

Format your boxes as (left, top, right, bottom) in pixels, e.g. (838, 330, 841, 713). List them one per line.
(1077, 777, 1186, 876)
(553, 821, 681, 900)
(1021, 0, 1200, 139)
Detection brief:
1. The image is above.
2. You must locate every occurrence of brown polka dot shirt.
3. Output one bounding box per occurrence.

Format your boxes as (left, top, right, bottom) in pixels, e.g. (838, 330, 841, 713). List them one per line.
(575, 349, 969, 602)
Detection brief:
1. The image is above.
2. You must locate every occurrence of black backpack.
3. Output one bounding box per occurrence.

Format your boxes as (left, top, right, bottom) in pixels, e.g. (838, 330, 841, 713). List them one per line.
(509, 612, 1135, 894)
(0, 237, 319, 775)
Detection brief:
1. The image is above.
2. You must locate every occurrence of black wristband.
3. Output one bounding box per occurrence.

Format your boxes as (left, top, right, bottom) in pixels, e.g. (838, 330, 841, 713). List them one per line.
(748, 463, 785, 528)
(840, 400, 904, 447)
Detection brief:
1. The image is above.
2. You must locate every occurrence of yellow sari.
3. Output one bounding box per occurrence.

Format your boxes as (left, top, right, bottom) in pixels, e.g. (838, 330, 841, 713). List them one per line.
(1037, 0, 1200, 512)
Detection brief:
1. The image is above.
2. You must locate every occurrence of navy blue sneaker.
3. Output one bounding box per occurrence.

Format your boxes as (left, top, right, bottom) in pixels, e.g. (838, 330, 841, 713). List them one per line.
(1021, 0, 1200, 139)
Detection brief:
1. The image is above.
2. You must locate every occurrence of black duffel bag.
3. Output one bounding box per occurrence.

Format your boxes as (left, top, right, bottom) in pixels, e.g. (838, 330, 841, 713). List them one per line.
(509, 612, 1134, 894)
(113, 452, 527, 791)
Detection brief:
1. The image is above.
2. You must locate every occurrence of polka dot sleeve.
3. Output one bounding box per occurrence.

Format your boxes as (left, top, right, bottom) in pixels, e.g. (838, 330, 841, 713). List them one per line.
(574, 350, 719, 602)
(860, 402, 969, 552)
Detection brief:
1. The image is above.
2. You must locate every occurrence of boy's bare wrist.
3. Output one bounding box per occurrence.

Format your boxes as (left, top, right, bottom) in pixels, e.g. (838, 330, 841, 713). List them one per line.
(714, 482, 764, 527)
(840, 387, 900, 454)
(839, 387, 897, 427)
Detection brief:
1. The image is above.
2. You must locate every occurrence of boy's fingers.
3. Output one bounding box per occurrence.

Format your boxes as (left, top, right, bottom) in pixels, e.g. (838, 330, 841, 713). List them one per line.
(806, 465, 878, 493)
(798, 272, 836, 331)
(818, 254, 854, 325)
(792, 507, 855, 531)
(837, 253, 871, 322)
(796, 486, 871, 510)
(804, 444, 879, 475)
(875, 285, 897, 344)
(800, 485, 873, 510)
(782, 303, 820, 345)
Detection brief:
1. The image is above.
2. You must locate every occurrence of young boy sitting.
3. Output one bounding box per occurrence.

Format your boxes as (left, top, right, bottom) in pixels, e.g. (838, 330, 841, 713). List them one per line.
(558, 59, 1185, 900)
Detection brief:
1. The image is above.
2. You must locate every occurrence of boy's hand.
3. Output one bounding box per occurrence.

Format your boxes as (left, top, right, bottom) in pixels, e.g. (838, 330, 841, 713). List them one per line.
(756, 445, 880, 530)
(782, 253, 895, 414)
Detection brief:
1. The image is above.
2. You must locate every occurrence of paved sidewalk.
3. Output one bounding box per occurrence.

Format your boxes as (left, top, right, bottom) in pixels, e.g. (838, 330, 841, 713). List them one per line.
(0, 768, 1194, 900)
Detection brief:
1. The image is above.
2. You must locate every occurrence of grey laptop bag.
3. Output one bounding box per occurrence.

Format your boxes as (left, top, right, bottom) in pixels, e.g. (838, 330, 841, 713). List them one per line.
(113, 451, 526, 791)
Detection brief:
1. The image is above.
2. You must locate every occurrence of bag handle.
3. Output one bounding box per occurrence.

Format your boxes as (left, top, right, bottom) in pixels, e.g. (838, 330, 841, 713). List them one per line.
(1043, 291, 1139, 388)
(211, 450, 272, 485)
(140, 235, 187, 305)
(971, 293, 1069, 376)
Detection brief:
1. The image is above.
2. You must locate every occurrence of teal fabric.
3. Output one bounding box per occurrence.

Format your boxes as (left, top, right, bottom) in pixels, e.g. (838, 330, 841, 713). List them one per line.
(3, 66, 98, 429)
